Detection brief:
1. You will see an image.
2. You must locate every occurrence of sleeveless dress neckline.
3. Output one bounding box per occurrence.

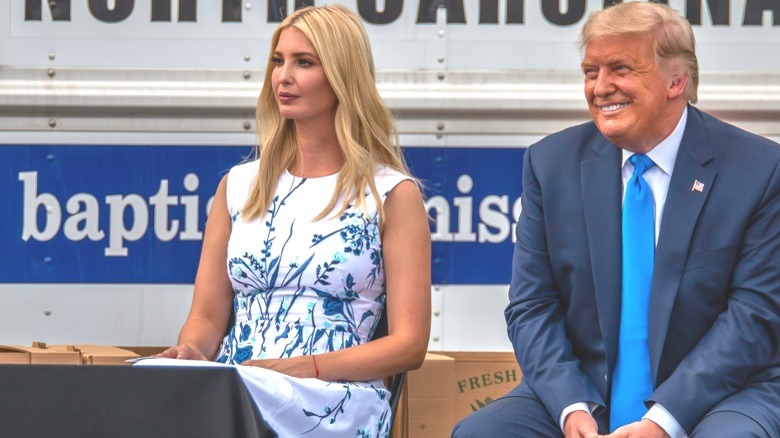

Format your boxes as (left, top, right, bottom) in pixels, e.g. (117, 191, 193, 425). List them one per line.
(283, 168, 341, 180)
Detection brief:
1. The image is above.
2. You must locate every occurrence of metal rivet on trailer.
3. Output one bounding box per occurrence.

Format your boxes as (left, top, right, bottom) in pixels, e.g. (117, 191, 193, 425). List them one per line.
(44, 309, 52, 316)
(435, 156, 444, 164)
(48, 53, 55, 61)
(47, 69, 55, 78)
(438, 30, 445, 38)
(433, 311, 441, 317)
(436, 122, 445, 131)
(436, 133, 443, 139)
(243, 122, 251, 130)
(49, 1, 57, 8)
(432, 336, 440, 342)
(437, 73, 445, 81)
(243, 71, 251, 79)
(437, 57, 445, 63)
(44, 257, 53, 264)
(48, 119, 57, 128)
(244, 2, 252, 11)
(244, 54, 251, 62)
(46, 154, 55, 161)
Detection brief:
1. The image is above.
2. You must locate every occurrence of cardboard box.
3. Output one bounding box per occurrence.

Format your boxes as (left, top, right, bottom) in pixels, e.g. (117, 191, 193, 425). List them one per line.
(72, 344, 140, 365)
(0, 345, 31, 364)
(439, 352, 522, 425)
(392, 353, 455, 438)
(118, 346, 168, 357)
(391, 352, 523, 438)
(0, 343, 141, 365)
(5, 342, 82, 364)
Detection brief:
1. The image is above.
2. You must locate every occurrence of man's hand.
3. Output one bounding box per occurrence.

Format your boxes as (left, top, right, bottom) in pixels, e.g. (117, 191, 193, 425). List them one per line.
(600, 419, 669, 438)
(564, 410, 599, 438)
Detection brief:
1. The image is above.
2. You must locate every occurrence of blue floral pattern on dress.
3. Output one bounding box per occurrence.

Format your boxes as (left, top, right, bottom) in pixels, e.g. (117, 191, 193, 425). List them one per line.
(213, 163, 407, 437)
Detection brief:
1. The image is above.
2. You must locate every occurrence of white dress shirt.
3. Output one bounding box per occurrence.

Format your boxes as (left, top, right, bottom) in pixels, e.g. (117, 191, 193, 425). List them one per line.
(559, 107, 689, 438)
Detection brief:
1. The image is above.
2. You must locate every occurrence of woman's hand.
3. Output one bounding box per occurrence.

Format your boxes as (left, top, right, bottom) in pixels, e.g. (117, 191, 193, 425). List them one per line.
(161, 175, 234, 364)
(241, 355, 318, 379)
(156, 344, 209, 361)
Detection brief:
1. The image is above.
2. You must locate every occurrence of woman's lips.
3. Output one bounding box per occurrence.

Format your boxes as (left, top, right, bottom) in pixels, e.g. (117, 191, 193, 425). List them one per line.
(278, 92, 298, 104)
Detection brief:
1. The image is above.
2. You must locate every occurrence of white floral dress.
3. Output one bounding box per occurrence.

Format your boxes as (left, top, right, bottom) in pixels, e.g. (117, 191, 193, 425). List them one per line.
(214, 160, 409, 437)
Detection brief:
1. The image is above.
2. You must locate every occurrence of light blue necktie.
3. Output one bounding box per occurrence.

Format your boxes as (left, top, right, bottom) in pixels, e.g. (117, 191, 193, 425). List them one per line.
(610, 153, 655, 431)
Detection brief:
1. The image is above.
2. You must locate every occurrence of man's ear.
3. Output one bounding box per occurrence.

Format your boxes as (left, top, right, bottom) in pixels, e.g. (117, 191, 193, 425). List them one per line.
(667, 72, 688, 100)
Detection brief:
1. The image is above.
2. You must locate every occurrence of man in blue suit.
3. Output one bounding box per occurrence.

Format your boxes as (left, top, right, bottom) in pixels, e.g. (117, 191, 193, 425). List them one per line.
(453, 2, 780, 437)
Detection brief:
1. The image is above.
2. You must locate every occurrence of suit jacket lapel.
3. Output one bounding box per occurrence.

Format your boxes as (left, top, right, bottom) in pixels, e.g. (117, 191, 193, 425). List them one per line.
(649, 107, 716, 382)
(582, 138, 623, 375)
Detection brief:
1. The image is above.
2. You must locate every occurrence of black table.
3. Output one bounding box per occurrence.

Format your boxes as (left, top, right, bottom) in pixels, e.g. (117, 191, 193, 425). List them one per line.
(0, 365, 277, 438)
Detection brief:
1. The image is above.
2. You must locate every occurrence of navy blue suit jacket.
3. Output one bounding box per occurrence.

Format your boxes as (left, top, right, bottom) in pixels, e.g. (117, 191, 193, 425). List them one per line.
(506, 106, 780, 432)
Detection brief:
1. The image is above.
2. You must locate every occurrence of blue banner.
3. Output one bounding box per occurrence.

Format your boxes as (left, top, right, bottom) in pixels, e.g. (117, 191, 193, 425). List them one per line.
(405, 148, 524, 284)
(1, 145, 524, 284)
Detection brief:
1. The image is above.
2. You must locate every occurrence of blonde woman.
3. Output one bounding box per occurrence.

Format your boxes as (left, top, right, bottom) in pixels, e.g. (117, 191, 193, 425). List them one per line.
(157, 5, 431, 436)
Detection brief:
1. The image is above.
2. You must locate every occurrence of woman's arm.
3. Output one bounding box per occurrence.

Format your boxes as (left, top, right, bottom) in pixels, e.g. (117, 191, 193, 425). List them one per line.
(158, 175, 234, 360)
(243, 179, 432, 380)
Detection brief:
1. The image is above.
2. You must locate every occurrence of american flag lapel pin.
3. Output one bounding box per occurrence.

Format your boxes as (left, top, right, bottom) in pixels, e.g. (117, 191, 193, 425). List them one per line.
(691, 179, 705, 192)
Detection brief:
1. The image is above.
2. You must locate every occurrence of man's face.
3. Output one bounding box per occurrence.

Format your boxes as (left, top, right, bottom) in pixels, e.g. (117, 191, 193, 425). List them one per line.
(581, 33, 676, 152)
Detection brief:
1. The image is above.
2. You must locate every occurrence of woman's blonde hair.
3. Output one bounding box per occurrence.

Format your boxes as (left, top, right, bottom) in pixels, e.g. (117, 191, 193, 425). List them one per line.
(577, 1, 699, 104)
(242, 4, 412, 225)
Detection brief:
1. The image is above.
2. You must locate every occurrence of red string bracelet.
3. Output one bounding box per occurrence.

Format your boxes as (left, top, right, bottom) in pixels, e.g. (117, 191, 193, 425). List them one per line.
(311, 355, 320, 379)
